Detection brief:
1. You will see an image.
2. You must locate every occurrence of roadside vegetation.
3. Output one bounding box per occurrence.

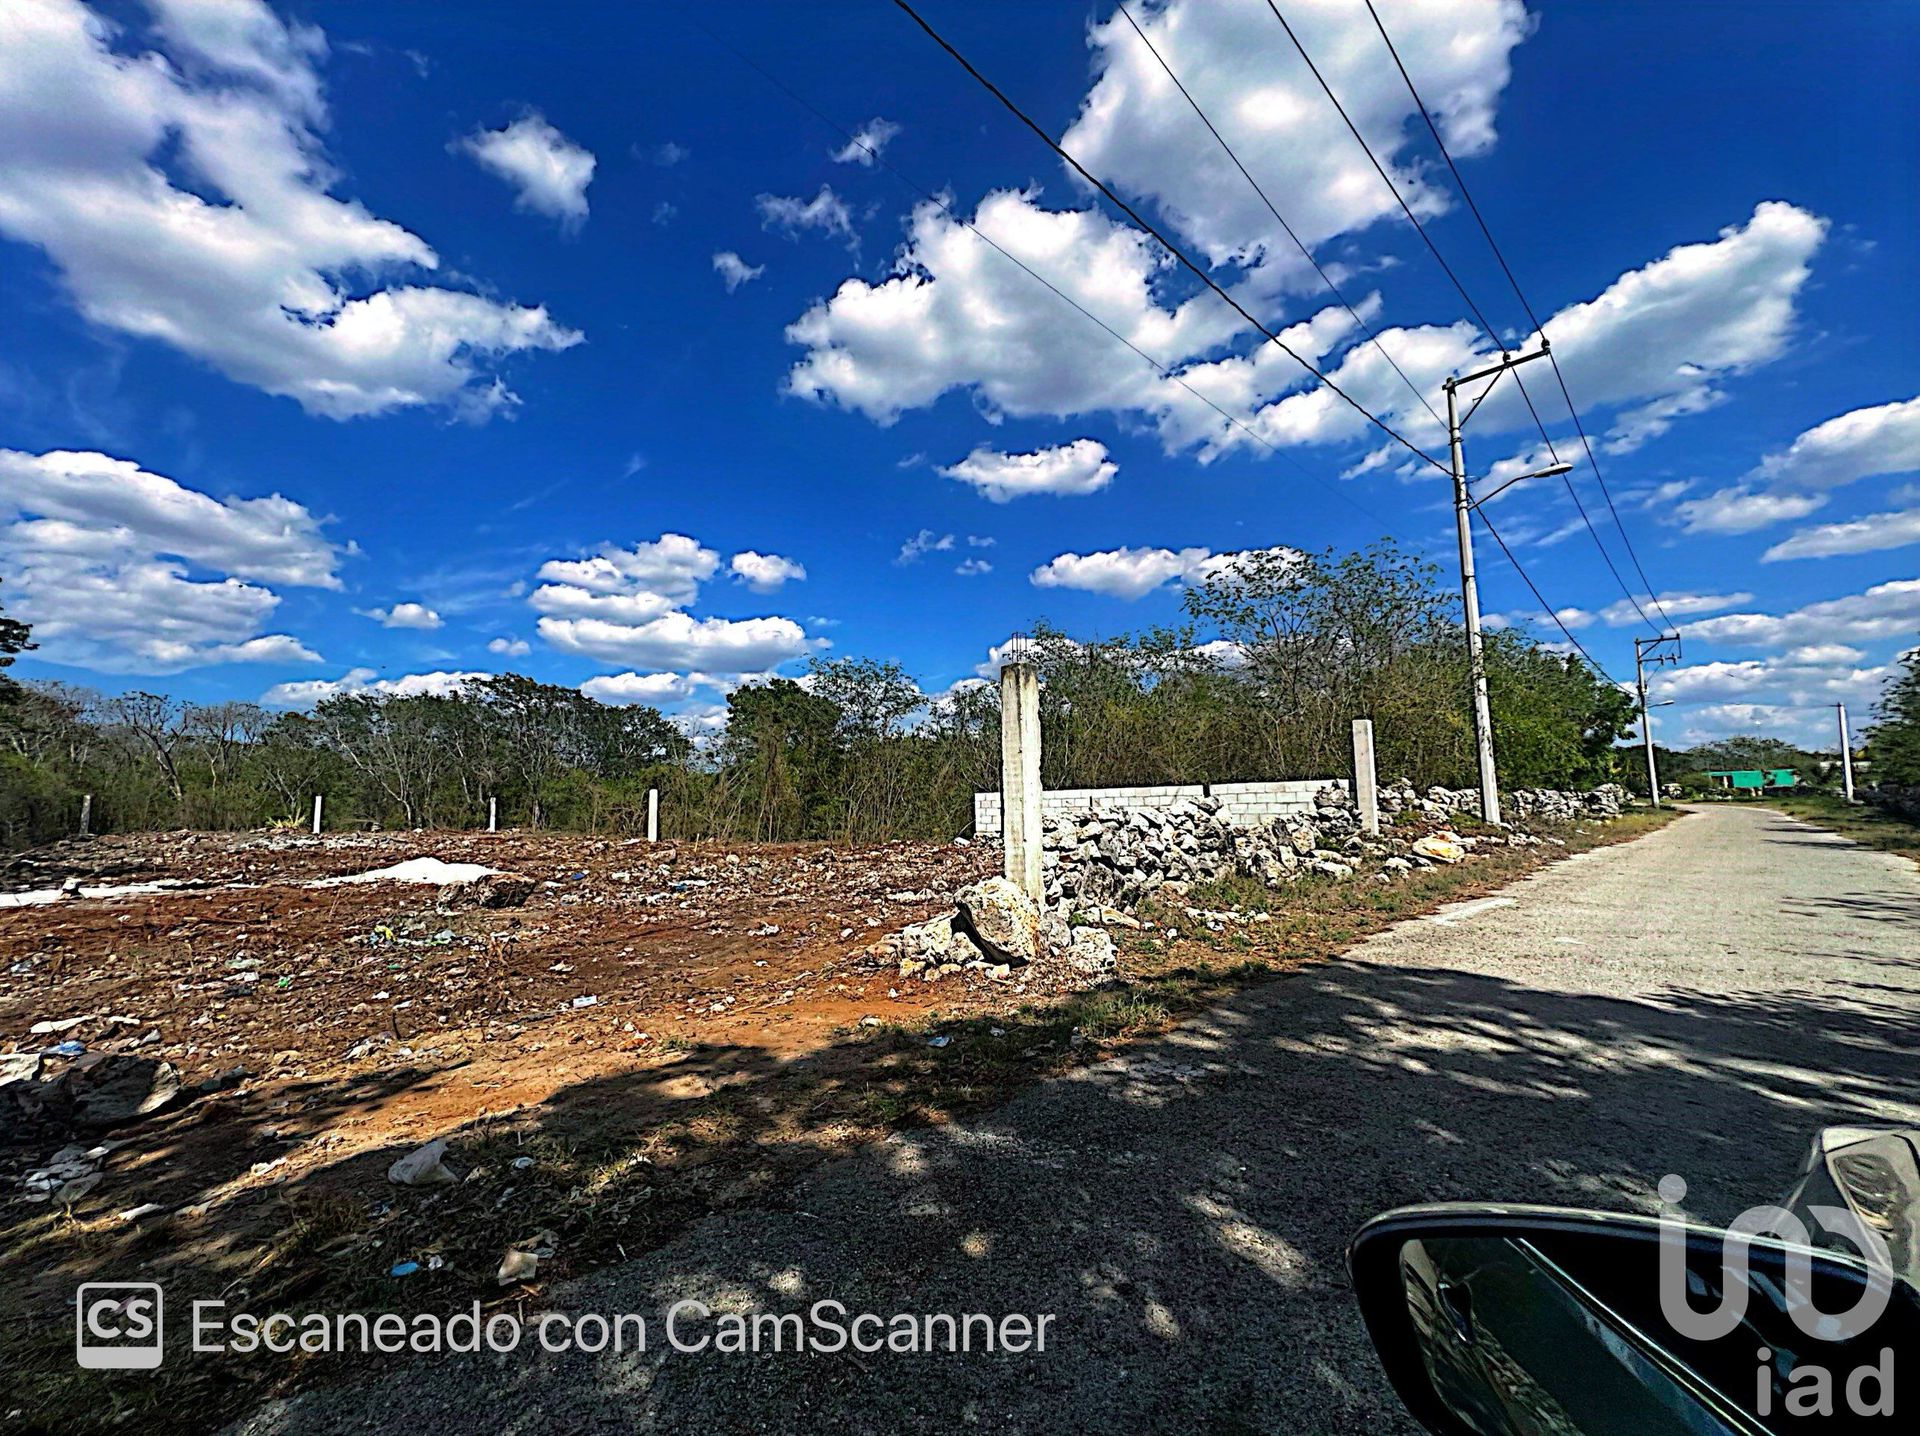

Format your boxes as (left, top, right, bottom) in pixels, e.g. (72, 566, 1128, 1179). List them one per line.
(0, 543, 1642, 850)
(1765, 792, 1920, 867)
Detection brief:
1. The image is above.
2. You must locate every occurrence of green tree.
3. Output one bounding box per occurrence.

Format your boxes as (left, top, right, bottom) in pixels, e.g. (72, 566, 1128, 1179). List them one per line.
(717, 679, 844, 840)
(0, 581, 31, 707)
(1867, 645, 1920, 786)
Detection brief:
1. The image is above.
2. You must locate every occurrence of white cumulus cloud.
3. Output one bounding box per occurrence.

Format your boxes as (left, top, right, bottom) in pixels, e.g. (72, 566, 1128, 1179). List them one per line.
(0, 0, 579, 419)
(1681, 395, 1920, 537)
(1030, 546, 1215, 600)
(1678, 579, 1920, 651)
(941, 440, 1117, 502)
(1676, 487, 1827, 536)
(0, 448, 336, 673)
(1764, 507, 1920, 562)
(1748, 395, 1920, 492)
(263, 667, 486, 708)
(729, 551, 806, 592)
(896, 530, 955, 564)
(1061, 0, 1529, 289)
(1596, 592, 1753, 627)
(712, 251, 766, 292)
(831, 117, 901, 166)
(530, 533, 819, 675)
(364, 601, 442, 630)
(757, 186, 855, 246)
(459, 113, 595, 229)
(487, 636, 531, 657)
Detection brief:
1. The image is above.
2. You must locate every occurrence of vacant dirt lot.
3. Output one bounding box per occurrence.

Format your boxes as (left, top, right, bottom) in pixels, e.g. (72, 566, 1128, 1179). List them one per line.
(0, 813, 1668, 1431)
(0, 831, 1015, 1396)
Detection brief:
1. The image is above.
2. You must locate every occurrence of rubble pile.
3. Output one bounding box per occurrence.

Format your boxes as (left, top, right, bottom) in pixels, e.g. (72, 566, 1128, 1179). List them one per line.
(871, 776, 1634, 987)
(1030, 779, 1632, 912)
(1380, 780, 1631, 822)
(869, 876, 1117, 988)
(1036, 787, 1443, 909)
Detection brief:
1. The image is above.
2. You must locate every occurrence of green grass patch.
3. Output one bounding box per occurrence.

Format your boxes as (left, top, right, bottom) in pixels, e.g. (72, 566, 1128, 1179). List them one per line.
(1763, 793, 1920, 867)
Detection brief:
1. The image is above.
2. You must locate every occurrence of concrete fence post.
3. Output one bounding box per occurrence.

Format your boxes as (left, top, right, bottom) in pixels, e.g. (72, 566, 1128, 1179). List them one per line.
(79, 793, 92, 837)
(311, 794, 323, 835)
(999, 659, 1043, 902)
(1352, 719, 1379, 835)
(647, 788, 660, 843)
(488, 796, 498, 833)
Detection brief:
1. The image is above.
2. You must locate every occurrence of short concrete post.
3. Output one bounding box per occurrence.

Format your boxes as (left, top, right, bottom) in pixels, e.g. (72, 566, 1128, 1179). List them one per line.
(487, 796, 498, 833)
(999, 660, 1043, 902)
(1352, 719, 1379, 835)
(79, 793, 92, 837)
(647, 788, 659, 842)
(311, 794, 323, 835)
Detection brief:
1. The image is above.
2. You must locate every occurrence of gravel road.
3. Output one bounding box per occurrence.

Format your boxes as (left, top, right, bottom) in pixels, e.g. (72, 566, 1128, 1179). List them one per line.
(235, 805, 1920, 1434)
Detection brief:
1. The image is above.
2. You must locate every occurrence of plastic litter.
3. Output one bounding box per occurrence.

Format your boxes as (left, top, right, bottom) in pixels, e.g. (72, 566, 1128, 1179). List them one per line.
(387, 1137, 459, 1187)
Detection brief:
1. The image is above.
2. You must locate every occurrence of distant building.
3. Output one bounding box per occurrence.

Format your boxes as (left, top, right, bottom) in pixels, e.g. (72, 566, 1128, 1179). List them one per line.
(1704, 768, 1798, 792)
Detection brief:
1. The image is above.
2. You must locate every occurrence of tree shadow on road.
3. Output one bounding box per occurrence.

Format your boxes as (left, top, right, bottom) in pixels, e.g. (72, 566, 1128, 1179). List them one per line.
(226, 952, 1920, 1436)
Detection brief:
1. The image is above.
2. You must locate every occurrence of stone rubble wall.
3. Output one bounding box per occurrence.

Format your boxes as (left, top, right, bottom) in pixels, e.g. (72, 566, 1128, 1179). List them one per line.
(1040, 779, 1629, 910)
(974, 778, 1345, 837)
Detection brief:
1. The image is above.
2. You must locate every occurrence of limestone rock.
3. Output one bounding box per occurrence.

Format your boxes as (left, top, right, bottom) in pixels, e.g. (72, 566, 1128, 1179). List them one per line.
(1064, 926, 1117, 977)
(954, 876, 1044, 966)
(1411, 834, 1466, 865)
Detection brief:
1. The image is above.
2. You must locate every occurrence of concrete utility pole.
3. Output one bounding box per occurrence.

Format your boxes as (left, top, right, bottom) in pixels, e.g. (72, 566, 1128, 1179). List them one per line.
(647, 787, 660, 842)
(999, 640, 1044, 902)
(311, 794, 323, 835)
(487, 796, 497, 833)
(1837, 703, 1856, 803)
(1443, 345, 1567, 828)
(1634, 634, 1682, 808)
(1351, 719, 1379, 835)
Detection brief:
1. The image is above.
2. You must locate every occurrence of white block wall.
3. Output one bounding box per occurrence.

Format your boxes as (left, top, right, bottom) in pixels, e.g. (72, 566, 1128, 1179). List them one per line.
(973, 778, 1344, 836)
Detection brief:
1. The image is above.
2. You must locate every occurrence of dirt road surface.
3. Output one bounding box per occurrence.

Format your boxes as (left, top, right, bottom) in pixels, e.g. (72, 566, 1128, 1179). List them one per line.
(231, 803, 1920, 1432)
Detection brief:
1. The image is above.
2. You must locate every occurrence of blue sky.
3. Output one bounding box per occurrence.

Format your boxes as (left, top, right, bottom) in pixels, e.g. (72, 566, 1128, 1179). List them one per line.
(1, 0, 1915, 748)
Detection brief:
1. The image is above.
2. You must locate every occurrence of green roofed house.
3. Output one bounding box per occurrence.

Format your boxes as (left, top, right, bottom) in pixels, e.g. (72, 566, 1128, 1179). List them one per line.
(1705, 768, 1798, 793)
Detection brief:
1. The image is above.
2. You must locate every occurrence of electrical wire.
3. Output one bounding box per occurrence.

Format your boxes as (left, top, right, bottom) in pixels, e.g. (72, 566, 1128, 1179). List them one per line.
(893, 0, 1453, 478)
(1361, 0, 1676, 633)
(678, 8, 1401, 530)
(1265, 0, 1651, 628)
(1473, 505, 1624, 685)
(1260, 0, 1499, 345)
(1113, 3, 1444, 432)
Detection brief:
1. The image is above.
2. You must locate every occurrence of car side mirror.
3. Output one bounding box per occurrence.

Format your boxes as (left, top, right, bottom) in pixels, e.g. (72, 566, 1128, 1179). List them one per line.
(1348, 1204, 1916, 1434)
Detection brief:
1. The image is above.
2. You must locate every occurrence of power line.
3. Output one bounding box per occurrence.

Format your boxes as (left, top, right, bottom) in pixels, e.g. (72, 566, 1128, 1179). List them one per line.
(1113, 3, 1444, 432)
(679, 9, 1401, 530)
(1264, 0, 1650, 629)
(893, 0, 1452, 478)
(1361, 0, 1676, 632)
(1473, 505, 1624, 686)
(1511, 363, 1654, 627)
(1259, 0, 1500, 346)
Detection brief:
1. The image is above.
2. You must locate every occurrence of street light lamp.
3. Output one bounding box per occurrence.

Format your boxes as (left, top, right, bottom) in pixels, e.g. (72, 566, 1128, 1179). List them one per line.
(1442, 345, 1560, 827)
(1471, 460, 1573, 508)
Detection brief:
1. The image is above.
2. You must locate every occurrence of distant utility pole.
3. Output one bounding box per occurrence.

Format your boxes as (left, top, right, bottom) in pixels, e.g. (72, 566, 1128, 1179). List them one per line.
(1836, 703, 1856, 803)
(1634, 634, 1682, 808)
(1444, 344, 1570, 827)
